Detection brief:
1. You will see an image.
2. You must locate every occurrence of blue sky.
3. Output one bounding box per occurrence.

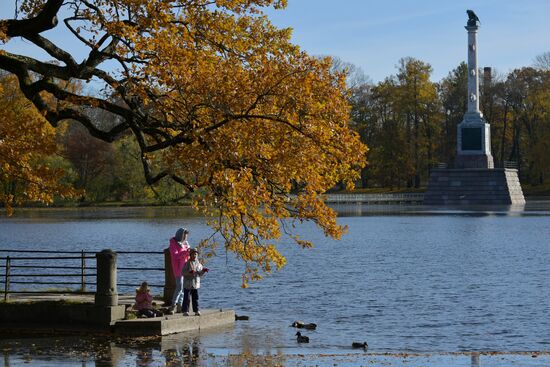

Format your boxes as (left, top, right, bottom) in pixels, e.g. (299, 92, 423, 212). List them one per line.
(267, 0, 550, 82)
(1, 1, 549, 83)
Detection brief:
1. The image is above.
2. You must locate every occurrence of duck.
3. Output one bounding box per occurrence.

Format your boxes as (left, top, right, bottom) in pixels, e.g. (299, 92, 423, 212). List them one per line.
(235, 315, 249, 320)
(291, 321, 317, 330)
(296, 332, 309, 343)
(352, 342, 368, 350)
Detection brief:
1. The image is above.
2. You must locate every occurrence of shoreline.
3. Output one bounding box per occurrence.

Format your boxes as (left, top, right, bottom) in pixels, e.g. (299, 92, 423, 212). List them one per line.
(2, 189, 549, 212)
(1, 335, 549, 367)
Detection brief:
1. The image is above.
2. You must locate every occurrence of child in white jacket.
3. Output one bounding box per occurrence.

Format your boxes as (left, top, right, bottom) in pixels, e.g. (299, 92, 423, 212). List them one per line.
(181, 248, 209, 316)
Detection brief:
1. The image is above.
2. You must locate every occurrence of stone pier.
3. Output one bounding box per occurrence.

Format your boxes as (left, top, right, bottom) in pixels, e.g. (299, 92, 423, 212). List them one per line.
(114, 309, 235, 336)
(0, 249, 235, 336)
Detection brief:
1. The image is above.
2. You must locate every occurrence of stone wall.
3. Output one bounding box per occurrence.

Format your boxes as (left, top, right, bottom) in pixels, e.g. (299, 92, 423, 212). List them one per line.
(0, 302, 125, 328)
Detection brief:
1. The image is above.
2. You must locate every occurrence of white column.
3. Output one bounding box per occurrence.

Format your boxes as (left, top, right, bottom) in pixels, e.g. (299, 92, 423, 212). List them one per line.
(456, 16, 494, 168)
(466, 24, 480, 113)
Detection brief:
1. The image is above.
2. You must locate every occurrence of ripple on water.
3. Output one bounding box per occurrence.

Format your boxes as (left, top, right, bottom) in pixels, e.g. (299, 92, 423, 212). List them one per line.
(1, 205, 550, 354)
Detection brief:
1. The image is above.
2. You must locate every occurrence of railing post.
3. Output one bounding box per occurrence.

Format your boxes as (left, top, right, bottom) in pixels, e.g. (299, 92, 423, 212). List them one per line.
(81, 250, 86, 292)
(163, 248, 175, 304)
(4, 256, 9, 302)
(95, 249, 118, 306)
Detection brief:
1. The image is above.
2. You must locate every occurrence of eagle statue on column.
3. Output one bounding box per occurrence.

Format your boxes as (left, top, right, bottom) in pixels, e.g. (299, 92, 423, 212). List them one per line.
(467, 10, 480, 25)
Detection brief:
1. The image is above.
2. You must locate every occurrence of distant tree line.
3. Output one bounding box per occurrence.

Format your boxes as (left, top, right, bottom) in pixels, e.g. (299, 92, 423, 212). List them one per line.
(2, 52, 550, 206)
(346, 51, 550, 189)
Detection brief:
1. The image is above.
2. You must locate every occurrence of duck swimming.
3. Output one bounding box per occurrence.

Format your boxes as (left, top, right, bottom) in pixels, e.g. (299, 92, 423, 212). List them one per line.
(291, 321, 317, 330)
(352, 342, 368, 350)
(296, 332, 309, 343)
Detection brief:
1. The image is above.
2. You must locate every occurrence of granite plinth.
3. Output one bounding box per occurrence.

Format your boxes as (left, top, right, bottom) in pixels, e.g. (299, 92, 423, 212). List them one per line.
(455, 153, 494, 169)
(424, 168, 525, 205)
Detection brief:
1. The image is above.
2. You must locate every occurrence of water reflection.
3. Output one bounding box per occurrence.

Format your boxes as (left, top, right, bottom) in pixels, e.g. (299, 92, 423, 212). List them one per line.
(161, 337, 201, 367)
(5, 200, 550, 221)
(3, 335, 550, 366)
(135, 348, 154, 367)
(0, 331, 295, 367)
(471, 352, 480, 367)
(328, 201, 550, 217)
(0, 335, 206, 367)
(3, 206, 199, 220)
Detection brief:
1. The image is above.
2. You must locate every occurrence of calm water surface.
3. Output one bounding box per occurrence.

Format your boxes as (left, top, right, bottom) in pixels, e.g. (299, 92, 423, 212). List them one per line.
(1, 202, 550, 366)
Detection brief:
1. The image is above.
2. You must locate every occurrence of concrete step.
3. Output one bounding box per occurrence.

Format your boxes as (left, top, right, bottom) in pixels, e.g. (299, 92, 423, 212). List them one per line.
(114, 308, 235, 336)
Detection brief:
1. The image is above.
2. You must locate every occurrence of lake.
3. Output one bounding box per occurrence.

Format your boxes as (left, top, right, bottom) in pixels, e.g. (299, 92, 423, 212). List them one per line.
(1, 202, 550, 366)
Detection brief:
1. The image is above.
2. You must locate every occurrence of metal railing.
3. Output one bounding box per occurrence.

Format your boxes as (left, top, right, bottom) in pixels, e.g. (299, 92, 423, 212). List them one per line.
(0, 249, 165, 301)
(115, 250, 165, 289)
(324, 193, 425, 204)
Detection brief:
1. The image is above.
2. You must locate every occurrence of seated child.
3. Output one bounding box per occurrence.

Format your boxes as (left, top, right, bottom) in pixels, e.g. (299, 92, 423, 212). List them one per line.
(135, 281, 163, 318)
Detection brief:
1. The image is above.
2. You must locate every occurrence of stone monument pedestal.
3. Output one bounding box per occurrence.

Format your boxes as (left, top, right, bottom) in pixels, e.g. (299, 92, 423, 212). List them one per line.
(423, 10, 525, 206)
(455, 112, 494, 169)
(455, 154, 494, 169)
(423, 168, 525, 205)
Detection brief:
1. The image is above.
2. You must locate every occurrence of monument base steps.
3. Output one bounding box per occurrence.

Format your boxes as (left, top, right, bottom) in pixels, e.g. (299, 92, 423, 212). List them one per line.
(424, 168, 525, 205)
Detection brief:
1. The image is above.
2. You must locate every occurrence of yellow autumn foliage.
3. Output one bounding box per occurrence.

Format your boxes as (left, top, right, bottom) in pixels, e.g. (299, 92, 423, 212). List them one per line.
(0, 74, 78, 214)
(1, 0, 367, 285)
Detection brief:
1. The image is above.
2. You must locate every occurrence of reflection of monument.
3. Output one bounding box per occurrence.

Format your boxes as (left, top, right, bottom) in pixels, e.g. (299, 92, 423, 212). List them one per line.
(424, 10, 525, 205)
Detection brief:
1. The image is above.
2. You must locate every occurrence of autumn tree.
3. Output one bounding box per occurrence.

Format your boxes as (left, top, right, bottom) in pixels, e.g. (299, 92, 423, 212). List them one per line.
(0, 72, 77, 214)
(504, 67, 550, 184)
(109, 136, 155, 201)
(62, 121, 114, 200)
(361, 78, 414, 188)
(348, 80, 374, 188)
(394, 57, 442, 187)
(330, 57, 371, 188)
(0, 0, 366, 284)
(533, 51, 550, 71)
(438, 62, 468, 165)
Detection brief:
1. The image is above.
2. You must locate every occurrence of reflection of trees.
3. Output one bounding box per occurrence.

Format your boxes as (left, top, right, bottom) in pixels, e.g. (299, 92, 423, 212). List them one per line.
(471, 352, 480, 367)
(222, 326, 287, 367)
(94, 342, 126, 367)
(163, 337, 201, 367)
(224, 353, 287, 367)
(135, 348, 154, 367)
(0, 335, 290, 367)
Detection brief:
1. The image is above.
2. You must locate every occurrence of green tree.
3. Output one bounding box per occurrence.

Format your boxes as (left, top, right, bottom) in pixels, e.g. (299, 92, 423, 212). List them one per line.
(359, 78, 414, 187)
(62, 122, 114, 201)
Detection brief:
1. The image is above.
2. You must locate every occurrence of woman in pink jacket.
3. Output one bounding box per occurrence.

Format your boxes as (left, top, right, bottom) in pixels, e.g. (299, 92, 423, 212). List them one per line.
(169, 227, 190, 313)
